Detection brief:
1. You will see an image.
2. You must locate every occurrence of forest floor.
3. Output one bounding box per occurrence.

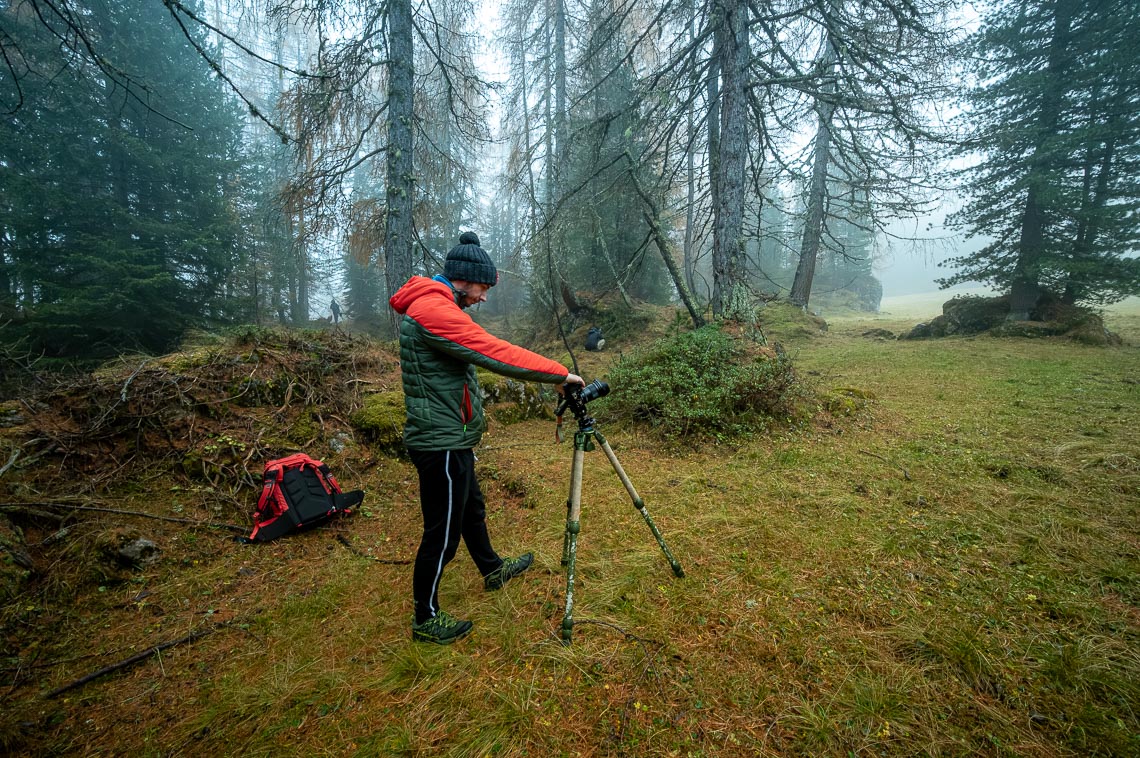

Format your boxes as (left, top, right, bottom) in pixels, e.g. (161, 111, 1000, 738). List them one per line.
(0, 298, 1137, 757)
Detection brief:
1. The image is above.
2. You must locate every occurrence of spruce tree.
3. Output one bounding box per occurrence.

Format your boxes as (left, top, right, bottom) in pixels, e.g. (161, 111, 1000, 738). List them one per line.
(0, 0, 246, 359)
(943, 0, 1140, 315)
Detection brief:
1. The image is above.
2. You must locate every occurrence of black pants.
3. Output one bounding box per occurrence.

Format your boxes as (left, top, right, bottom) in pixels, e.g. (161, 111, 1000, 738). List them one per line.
(408, 448, 503, 623)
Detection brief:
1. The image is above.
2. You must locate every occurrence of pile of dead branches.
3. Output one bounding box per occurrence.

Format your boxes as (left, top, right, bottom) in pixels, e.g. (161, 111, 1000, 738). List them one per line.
(0, 327, 396, 498)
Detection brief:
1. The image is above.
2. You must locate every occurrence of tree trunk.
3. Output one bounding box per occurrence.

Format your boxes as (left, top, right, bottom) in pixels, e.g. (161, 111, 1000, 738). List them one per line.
(710, 0, 749, 320)
(1008, 0, 1074, 321)
(540, 4, 570, 324)
(683, 0, 699, 298)
(554, 0, 568, 176)
(789, 41, 837, 310)
(294, 128, 311, 326)
(706, 5, 721, 233)
(624, 157, 705, 328)
(384, 0, 415, 336)
(1066, 95, 1119, 304)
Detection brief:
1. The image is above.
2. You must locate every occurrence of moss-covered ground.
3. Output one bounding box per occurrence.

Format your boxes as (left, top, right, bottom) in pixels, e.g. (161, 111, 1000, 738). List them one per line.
(0, 300, 1137, 757)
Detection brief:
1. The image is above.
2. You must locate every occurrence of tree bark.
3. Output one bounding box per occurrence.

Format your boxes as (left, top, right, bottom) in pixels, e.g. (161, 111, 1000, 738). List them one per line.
(1008, 0, 1074, 320)
(554, 0, 568, 176)
(710, 0, 749, 320)
(384, 0, 415, 336)
(683, 0, 699, 298)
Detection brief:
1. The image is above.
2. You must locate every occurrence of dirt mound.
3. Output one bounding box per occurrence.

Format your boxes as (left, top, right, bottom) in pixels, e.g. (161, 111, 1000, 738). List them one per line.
(1, 327, 400, 501)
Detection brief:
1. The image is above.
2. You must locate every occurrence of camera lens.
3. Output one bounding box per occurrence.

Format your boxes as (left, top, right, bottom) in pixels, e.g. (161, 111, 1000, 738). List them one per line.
(580, 379, 610, 403)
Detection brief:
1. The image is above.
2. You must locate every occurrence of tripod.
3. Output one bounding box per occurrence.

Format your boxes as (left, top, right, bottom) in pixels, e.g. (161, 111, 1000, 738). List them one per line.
(556, 388, 684, 644)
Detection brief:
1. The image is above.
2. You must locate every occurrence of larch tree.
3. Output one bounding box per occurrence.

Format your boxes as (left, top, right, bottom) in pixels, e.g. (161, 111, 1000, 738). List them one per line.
(785, 0, 959, 310)
(708, 0, 751, 320)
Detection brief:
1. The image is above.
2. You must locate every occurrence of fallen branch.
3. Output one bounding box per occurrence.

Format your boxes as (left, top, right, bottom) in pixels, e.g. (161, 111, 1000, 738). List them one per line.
(0, 502, 246, 533)
(0, 449, 20, 477)
(44, 626, 218, 698)
(119, 358, 151, 402)
(571, 619, 663, 647)
(858, 450, 911, 481)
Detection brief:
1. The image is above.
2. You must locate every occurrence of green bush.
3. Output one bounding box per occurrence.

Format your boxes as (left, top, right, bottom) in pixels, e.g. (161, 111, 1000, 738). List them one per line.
(598, 324, 805, 441)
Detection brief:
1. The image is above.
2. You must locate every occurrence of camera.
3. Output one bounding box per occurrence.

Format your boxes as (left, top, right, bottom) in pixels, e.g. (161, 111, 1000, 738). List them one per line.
(578, 379, 610, 404)
(556, 379, 610, 427)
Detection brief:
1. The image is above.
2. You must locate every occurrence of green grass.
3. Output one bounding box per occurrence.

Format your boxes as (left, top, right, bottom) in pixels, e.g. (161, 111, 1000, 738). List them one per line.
(2, 304, 1138, 757)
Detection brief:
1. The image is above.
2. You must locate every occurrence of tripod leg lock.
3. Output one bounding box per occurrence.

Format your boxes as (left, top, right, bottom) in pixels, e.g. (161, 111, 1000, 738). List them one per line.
(566, 521, 580, 535)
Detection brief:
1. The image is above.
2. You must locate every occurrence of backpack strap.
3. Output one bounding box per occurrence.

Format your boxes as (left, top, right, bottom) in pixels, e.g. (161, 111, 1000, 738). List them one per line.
(333, 489, 365, 511)
(311, 462, 364, 512)
(247, 461, 289, 541)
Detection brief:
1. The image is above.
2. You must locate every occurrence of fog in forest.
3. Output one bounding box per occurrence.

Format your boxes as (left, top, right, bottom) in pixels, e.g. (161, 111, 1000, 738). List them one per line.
(1, 0, 1136, 358)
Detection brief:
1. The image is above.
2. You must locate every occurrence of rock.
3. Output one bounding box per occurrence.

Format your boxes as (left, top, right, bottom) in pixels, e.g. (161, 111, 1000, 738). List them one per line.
(329, 431, 353, 453)
(476, 370, 553, 424)
(97, 529, 160, 569)
(899, 321, 936, 340)
(117, 538, 160, 567)
(350, 391, 407, 453)
(942, 295, 1009, 333)
(1062, 314, 1123, 346)
(900, 293, 1123, 345)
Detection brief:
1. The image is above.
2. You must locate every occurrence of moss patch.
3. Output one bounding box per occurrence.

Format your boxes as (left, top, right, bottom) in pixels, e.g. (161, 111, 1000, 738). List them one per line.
(350, 392, 406, 453)
(757, 300, 829, 342)
(477, 370, 554, 424)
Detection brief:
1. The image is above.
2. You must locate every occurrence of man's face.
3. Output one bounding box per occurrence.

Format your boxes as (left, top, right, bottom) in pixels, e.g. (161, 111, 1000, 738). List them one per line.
(456, 281, 491, 309)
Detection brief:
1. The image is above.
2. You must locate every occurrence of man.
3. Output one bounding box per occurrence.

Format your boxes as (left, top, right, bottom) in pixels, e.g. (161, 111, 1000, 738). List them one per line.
(389, 231, 584, 644)
(585, 326, 605, 351)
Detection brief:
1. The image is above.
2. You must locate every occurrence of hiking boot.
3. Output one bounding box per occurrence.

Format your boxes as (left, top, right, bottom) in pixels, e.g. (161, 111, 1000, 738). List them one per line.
(412, 611, 473, 645)
(484, 552, 534, 591)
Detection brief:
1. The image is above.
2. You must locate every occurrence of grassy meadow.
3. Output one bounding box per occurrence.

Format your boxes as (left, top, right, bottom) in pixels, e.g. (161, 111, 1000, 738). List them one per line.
(2, 295, 1138, 756)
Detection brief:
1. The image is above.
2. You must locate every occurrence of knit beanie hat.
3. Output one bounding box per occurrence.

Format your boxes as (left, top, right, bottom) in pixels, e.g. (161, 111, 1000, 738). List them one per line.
(444, 232, 497, 286)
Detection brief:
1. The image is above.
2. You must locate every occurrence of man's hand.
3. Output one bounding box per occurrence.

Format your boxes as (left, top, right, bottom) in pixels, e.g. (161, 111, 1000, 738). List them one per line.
(557, 373, 585, 395)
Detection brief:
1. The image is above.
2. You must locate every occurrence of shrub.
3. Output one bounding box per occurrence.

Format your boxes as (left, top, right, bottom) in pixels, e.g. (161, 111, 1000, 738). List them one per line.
(598, 324, 805, 442)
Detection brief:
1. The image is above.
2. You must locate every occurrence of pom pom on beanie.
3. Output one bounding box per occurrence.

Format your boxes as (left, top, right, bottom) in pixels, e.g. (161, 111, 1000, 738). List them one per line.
(444, 232, 497, 286)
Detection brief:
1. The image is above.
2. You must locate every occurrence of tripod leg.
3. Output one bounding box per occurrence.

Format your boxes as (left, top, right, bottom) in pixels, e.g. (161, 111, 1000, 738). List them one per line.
(561, 450, 576, 567)
(595, 431, 685, 578)
(561, 443, 586, 645)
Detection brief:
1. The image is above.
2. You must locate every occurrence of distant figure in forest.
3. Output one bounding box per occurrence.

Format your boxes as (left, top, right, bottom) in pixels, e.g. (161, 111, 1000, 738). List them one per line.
(585, 326, 605, 352)
(330, 299, 342, 325)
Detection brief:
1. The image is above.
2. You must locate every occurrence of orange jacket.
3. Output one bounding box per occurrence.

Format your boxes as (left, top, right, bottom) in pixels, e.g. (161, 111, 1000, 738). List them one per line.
(390, 276, 567, 449)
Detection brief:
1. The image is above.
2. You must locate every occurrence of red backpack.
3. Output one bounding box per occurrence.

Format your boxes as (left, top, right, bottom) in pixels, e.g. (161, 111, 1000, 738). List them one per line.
(247, 454, 364, 542)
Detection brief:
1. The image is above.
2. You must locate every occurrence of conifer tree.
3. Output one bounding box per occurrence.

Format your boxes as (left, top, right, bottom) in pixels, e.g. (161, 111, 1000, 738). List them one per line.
(0, 0, 246, 359)
(943, 0, 1140, 315)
